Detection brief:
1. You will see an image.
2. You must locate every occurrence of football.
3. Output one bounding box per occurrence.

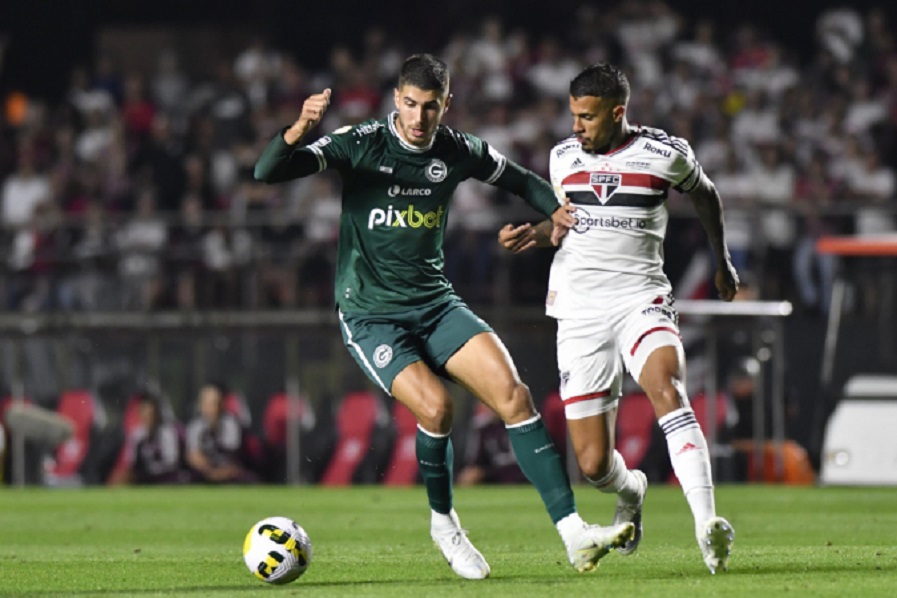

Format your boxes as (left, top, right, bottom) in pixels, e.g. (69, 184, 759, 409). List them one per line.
(242, 516, 312, 584)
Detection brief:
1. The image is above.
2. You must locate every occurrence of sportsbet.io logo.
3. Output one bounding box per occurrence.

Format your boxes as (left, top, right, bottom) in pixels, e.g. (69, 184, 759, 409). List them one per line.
(373, 344, 393, 368)
(572, 206, 648, 234)
(367, 204, 446, 230)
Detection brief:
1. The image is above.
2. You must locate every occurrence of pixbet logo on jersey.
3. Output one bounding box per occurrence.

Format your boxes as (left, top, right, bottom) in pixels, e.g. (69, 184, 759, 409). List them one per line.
(367, 205, 446, 229)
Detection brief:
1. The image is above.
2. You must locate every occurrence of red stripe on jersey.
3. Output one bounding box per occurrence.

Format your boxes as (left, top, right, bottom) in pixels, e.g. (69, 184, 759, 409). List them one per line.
(563, 390, 612, 405)
(562, 171, 669, 191)
(630, 326, 680, 356)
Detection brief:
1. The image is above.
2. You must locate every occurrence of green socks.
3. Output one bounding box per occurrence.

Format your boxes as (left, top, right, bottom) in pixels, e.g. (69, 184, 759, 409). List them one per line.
(507, 415, 576, 524)
(416, 427, 454, 515)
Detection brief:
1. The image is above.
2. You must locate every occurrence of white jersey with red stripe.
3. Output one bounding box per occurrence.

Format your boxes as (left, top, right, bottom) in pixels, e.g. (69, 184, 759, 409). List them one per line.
(546, 125, 702, 319)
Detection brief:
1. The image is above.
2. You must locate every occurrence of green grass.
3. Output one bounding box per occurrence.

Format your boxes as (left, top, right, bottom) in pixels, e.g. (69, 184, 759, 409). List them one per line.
(1, 485, 896, 597)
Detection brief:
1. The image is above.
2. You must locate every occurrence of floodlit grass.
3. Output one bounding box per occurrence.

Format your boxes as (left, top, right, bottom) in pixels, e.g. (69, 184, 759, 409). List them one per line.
(1, 484, 896, 597)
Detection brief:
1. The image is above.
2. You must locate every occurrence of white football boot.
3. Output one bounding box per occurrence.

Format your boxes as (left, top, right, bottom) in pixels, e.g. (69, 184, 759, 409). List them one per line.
(565, 521, 635, 573)
(613, 469, 648, 555)
(697, 516, 735, 574)
(431, 510, 490, 580)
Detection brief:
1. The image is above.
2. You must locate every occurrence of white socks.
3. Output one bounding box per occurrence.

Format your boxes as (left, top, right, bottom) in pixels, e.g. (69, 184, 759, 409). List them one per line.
(431, 509, 458, 532)
(556, 512, 586, 545)
(587, 450, 642, 504)
(658, 407, 715, 526)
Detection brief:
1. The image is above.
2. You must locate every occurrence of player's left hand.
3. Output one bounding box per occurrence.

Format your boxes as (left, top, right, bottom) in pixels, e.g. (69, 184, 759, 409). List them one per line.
(498, 223, 536, 253)
(716, 260, 740, 301)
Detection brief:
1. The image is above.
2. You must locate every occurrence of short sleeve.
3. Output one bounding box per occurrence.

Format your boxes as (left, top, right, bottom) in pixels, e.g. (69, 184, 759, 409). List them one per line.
(668, 135, 703, 193)
(300, 125, 359, 172)
(464, 134, 509, 184)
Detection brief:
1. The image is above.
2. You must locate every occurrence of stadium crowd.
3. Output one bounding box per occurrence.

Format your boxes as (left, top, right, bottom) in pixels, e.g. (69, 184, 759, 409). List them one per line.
(1, 2, 895, 316)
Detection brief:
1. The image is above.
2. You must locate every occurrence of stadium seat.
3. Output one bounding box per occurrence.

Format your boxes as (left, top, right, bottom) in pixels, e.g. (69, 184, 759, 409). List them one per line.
(321, 390, 390, 485)
(616, 392, 657, 470)
(261, 392, 330, 483)
(105, 394, 144, 484)
(46, 390, 99, 486)
(383, 401, 419, 486)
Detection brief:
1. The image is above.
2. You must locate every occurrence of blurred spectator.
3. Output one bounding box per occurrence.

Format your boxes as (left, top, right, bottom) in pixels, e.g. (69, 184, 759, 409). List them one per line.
(109, 391, 189, 485)
(256, 200, 303, 308)
(185, 383, 257, 484)
(121, 73, 157, 149)
(6, 201, 71, 311)
(131, 113, 186, 212)
(233, 36, 283, 110)
(199, 213, 252, 309)
(2, 143, 51, 231)
(59, 199, 116, 310)
(751, 143, 797, 300)
(845, 146, 896, 235)
(167, 194, 207, 309)
(817, 6, 864, 65)
(115, 187, 168, 309)
(150, 49, 189, 125)
(792, 153, 841, 315)
(294, 176, 340, 307)
(525, 36, 582, 100)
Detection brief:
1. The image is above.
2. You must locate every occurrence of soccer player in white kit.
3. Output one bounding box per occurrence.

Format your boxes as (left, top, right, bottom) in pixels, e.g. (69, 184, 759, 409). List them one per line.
(499, 63, 739, 574)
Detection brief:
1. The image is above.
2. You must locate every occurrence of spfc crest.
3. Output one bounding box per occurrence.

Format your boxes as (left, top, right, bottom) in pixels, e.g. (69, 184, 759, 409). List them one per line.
(589, 172, 621, 203)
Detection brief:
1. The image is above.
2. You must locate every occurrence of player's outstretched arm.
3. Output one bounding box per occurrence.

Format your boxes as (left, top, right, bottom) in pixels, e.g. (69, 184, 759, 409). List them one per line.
(689, 173, 739, 301)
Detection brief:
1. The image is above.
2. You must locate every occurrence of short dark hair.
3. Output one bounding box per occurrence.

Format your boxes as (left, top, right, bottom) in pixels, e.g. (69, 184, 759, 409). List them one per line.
(569, 63, 630, 105)
(398, 53, 450, 93)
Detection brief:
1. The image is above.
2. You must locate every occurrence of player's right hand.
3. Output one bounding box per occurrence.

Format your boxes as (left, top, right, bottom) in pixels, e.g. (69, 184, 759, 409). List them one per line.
(498, 223, 536, 254)
(301, 88, 332, 128)
(285, 89, 332, 144)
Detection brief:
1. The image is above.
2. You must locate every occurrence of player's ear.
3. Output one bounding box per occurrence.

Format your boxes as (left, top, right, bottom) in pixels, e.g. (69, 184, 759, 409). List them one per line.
(443, 93, 452, 115)
(613, 104, 626, 123)
(393, 88, 401, 110)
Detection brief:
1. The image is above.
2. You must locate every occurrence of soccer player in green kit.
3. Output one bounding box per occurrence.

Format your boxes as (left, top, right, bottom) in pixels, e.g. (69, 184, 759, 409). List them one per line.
(254, 53, 633, 580)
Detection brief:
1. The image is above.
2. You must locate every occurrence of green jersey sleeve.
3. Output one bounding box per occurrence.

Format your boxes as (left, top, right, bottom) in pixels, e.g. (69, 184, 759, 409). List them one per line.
(461, 132, 559, 219)
(254, 124, 361, 183)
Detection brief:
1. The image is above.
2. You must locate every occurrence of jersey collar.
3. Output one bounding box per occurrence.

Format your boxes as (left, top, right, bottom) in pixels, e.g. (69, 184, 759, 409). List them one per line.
(388, 111, 436, 152)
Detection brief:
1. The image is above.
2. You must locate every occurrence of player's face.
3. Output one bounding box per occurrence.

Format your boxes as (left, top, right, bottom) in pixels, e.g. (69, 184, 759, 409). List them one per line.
(393, 84, 451, 148)
(569, 95, 624, 153)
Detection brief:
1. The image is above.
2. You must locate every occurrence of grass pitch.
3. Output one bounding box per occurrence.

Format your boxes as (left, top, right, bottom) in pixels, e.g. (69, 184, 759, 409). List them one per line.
(1, 484, 896, 597)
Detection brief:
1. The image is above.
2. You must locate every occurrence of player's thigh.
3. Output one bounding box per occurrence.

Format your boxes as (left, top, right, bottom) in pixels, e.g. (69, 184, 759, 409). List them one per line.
(617, 293, 684, 386)
(443, 331, 531, 417)
(557, 317, 622, 420)
(337, 310, 424, 397)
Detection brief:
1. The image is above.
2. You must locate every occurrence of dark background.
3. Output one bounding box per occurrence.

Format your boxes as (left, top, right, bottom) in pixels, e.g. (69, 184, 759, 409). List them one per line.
(2, 0, 894, 100)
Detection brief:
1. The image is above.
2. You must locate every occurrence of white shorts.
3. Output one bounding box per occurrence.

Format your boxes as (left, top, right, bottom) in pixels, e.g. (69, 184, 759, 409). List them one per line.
(556, 291, 682, 420)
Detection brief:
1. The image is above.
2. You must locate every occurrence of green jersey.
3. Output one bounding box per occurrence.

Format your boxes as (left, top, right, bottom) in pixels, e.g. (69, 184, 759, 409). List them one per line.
(255, 112, 559, 314)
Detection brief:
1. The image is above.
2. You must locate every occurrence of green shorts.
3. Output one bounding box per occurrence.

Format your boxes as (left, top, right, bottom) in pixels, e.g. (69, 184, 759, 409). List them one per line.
(338, 296, 493, 395)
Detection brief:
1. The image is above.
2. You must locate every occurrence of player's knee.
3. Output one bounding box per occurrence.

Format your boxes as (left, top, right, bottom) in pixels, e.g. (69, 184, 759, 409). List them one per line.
(492, 381, 536, 424)
(416, 399, 454, 434)
(578, 446, 613, 481)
